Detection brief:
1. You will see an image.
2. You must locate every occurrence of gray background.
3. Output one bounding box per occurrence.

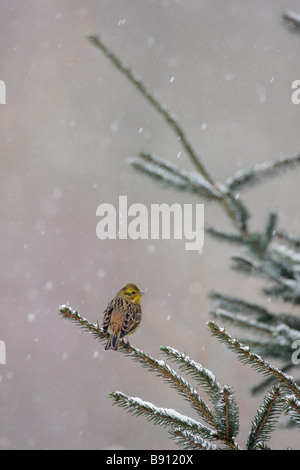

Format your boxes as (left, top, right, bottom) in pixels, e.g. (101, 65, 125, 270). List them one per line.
(1, 0, 300, 450)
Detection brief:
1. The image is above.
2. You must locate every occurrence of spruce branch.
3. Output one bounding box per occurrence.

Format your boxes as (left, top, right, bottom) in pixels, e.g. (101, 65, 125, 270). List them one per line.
(87, 34, 215, 185)
(125, 351, 216, 429)
(110, 391, 216, 440)
(160, 346, 222, 401)
(251, 364, 295, 396)
(169, 427, 220, 450)
(225, 154, 300, 192)
(263, 285, 300, 305)
(222, 191, 250, 232)
(161, 347, 240, 448)
(87, 34, 300, 298)
(239, 339, 294, 362)
(261, 210, 278, 251)
(282, 9, 300, 32)
(270, 243, 300, 269)
(205, 226, 246, 245)
(275, 230, 300, 248)
(207, 321, 300, 399)
(210, 290, 300, 332)
(59, 306, 300, 448)
(277, 313, 300, 332)
(129, 152, 221, 200)
(246, 386, 282, 450)
(160, 346, 240, 449)
(231, 254, 297, 287)
(87, 33, 254, 234)
(209, 290, 273, 320)
(284, 395, 300, 429)
(58, 305, 215, 429)
(210, 309, 280, 337)
(230, 247, 300, 306)
(88, 34, 300, 251)
(59, 306, 244, 448)
(214, 386, 240, 447)
(210, 309, 300, 346)
(58, 305, 109, 345)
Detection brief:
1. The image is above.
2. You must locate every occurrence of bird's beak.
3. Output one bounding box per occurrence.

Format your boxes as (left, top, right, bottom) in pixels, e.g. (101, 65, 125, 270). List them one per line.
(139, 291, 145, 296)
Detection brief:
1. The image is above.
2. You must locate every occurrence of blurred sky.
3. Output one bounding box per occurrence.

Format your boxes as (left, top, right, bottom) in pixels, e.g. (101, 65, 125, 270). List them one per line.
(1, 0, 300, 450)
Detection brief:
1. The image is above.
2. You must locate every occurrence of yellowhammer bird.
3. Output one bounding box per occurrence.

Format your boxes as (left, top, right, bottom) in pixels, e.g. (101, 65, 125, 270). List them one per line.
(102, 283, 144, 351)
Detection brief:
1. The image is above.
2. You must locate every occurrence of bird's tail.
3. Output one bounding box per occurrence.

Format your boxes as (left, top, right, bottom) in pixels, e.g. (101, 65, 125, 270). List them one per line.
(104, 334, 119, 351)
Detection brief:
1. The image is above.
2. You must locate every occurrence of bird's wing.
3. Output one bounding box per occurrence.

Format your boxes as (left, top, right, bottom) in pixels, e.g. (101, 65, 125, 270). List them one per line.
(102, 299, 115, 333)
(102, 297, 128, 336)
(120, 302, 142, 338)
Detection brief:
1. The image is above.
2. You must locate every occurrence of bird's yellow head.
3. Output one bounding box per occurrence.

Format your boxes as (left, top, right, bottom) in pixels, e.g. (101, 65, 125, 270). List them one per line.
(117, 283, 144, 304)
